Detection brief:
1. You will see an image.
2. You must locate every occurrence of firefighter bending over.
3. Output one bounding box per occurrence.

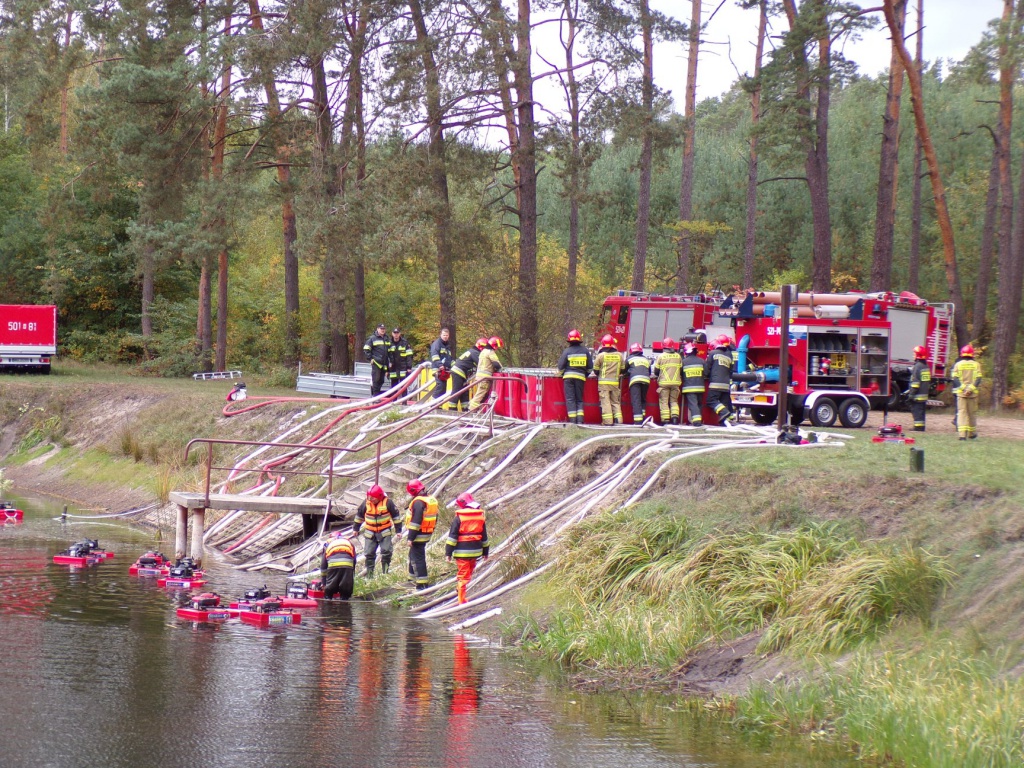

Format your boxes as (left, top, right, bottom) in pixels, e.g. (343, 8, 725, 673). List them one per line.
(653, 338, 682, 425)
(705, 335, 738, 426)
(625, 343, 652, 425)
(469, 336, 504, 410)
(594, 334, 624, 425)
(681, 342, 705, 427)
(445, 492, 489, 604)
(558, 329, 593, 424)
(951, 344, 981, 440)
(354, 484, 403, 577)
(449, 339, 484, 412)
(404, 479, 438, 590)
(320, 528, 357, 600)
(908, 345, 931, 432)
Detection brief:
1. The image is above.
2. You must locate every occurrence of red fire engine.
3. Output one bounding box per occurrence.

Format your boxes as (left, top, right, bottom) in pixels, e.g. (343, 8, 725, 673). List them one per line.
(597, 290, 725, 352)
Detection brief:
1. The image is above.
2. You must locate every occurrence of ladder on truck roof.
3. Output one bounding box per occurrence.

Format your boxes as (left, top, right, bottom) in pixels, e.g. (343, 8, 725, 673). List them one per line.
(927, 303, 954, 377)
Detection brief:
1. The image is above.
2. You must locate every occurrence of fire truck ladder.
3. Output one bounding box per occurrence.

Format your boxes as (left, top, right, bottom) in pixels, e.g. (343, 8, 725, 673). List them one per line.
(928, 303, 954, 377)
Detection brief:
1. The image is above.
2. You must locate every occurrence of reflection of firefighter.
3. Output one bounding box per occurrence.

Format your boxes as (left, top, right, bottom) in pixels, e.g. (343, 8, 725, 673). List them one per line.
(317, 601, 353, 723)
(320, 528, 357, 599)
(704, 335, 738, 426)
(402, 630, 433, 723)
(681, 343, 705, 427)
(951, 344, 981, 440)
(908, 345, 931, 432)
(449, 340, 484, 412)
(625, 343, 652, 425)
(653, 338, 682, 425)
(593, 334, 624, 425)
(558, 329, 593, 424)
(445, 492, 489, 604)
(445, 634, 482, 768)
(404, 479, 438, 589)
(353, 484, 403, 576)
(469, 337, 504, 410)
(363, 323, 390, 396)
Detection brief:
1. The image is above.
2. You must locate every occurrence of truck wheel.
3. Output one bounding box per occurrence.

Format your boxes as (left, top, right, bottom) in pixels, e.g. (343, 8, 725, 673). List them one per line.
(809, 398, 838, 427)
(750, 408, 777, 426)
(838, 398, 868, 428)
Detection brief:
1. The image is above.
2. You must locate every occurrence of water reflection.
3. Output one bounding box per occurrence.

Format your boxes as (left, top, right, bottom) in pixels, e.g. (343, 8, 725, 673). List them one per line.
(0, 493, 859, 768)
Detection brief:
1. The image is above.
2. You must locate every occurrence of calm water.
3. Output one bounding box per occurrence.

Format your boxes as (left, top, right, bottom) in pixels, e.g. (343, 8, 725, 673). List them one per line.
(0, 495, 857, 768)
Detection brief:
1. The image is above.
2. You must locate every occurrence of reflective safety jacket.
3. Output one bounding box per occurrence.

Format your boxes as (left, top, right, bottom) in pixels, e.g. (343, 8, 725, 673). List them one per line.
(682, 353, 706, 394)
(451, 347, 480, 377)
(909, 360, 932, 402)
(625, 353, 652, 386)
(363, 333, 389, 369)
(951, 358, 982, 399)
(477, 348, 503, 378)
(593, 347, 624, 386)
(429, 337, 452, 369)
(322, 537, 356, 569)
(653, 351, 683, 387)
(558, 342, 593, 381)
(388, 336, 415, 376)
(354, 496, 402, 538)
(445, 505, 489, 559)
(405, 495, 439, 543)
(704, 349, 734, 391)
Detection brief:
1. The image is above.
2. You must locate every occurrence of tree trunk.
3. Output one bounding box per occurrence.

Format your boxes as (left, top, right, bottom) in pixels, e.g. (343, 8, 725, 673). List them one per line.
(212, 14, 231, 372)
(141, 242, 154, 342)
(630, 0, 654, 293)
(59, 9, 72, 157)
(514, 0, 539, 365)
(883, 0, 969, 347)
(675, 0, 701, 294)
(563, 0, 581, 334)
(409, 0, 457, 349)
(869, 0, 906, 292)
(198, 255, 212, 372)
(908, 0, 923, 293)
(973, 141, 1000, 340)
(743, 1, 766, 290)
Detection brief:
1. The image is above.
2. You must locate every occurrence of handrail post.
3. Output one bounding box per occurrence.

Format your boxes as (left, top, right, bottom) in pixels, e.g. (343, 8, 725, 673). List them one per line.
(204, 442, 213, 507)
(327, 448, 334, 498)
(375, 442, 381, 484)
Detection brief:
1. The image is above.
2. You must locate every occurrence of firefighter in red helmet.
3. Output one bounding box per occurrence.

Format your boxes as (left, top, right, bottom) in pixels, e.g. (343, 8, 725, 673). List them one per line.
(951, 344, 982, 440)
(353, 484, 402, 577)
(469, 337, 503, 410)
(448, 339, 485, 412)
(558, 329, 593, 424)
(320, 527, 358, 600)
(681, 342, 705, 427)
(594, 333, 624, 425)
(625, 342, 653, 425)
(404, 479, 438, 590)
(653, 337, 682, 425)
(704, 335, 737, 426)
(445, 492, 489, 604)
(908, 345, 931, 432)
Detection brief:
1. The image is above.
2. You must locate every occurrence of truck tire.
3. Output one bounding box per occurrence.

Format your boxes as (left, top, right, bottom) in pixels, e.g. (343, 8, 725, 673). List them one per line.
(838, 398, 868, 428)
(750, 407, 777, 426)
(809, 398, 838, 428)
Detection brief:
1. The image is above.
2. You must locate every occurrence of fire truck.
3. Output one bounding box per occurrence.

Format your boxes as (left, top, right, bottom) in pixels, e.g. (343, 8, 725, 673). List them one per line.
(0, 305, 57, 374)
(598, 290, 727, 351)
(718, 290, 954, 427)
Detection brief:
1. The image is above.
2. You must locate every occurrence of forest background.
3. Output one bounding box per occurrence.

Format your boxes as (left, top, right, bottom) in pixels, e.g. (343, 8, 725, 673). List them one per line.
(2, 0, 1023, 407)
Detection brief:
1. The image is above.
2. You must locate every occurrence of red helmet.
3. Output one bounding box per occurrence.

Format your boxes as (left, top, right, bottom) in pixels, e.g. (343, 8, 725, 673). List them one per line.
(476, 337, 488, 350)
(913, 345, 927, 360)
(960, 344, 974, 357)
(716, 334, 732, 347)
(600, 334, 615, 347)
(406, 479, 425, 496)
(567, 329, 582, 342)
(662, 337, 674, 350)
(366, 484, 385, 501)
(489, 336, 504, 350)
(455, 492, 476, 509)
(683, 343, 696, 355)
(629, 342, 643, 354)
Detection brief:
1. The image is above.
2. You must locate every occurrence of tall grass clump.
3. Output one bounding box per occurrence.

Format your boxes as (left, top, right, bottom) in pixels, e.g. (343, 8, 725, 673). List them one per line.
(735, 640, 1024, 768)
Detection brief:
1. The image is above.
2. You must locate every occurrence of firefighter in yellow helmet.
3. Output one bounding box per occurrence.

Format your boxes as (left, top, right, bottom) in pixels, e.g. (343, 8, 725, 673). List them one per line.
(469, 336, 504, 410)
(653, 338, 683, 425)
(593, 334, 624, 425)
(951, 344, 982, 440)
(404, 479, 438, 590)
(908, 345, 932, 432)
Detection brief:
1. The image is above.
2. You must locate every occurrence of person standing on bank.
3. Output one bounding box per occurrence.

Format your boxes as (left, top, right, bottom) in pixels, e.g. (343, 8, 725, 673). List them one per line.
(404, 479, 438, 590)
(320, 528, 357, 600)
(363, 323, 390, 396)
(951, 344, 982, 440)
(681, 342, 706, 427)
(353, 484, 403, 577)
(625, 343, 652, 425)
(449, 339, 484, 412)
(445, 492, 489, 604)
(908, 345, 931, 432)
(593, 334, 624, 425)
(387, 327, 415, 390)
(429, 328, 453, 400)
(558, 329, 593, 424)
(469, 336, 504, 410)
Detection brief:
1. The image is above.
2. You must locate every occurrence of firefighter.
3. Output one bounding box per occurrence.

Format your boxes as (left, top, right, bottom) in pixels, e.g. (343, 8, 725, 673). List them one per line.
(625, 342, 652, 425)
(387, 327, 415, 390)
(951, 344, 982, 440)
(681, 342, 705, 427)
(704, 335, 737, 426)
(404, 479, 438, 590)
(320, 528, 357, 600)
(363, 323, 390, 396)
(469, 336, 504, 410)
(449, 339, 485, 412)
(445, 492, 489, 604)
(908, 345, 931, 432)
(558, 329, 593, 424)
(653, 337, 683, 425)
(429, 328, 453, 399)
(353, 484, 403, 577)
(593, 334, 624, 425)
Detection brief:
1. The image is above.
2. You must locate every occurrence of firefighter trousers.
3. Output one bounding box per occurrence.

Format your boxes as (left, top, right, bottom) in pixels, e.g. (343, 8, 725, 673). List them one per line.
(323, 566, 354, 600)
(598, 383, 622, 425)
(370, 364, 387, 396)
(408, 541, 429, 588)
(455, 557, 479, 604)
(563, 378, 585, 423)
(629, 382, 649, 424)
(469, 375, 493, 410)
(707, 389, 736, 425)
(658, 385, 680, 423)
(432, 375, 449, 400)
(911, 399, 927, 430)
(683, 392, 704, 426)
(957, 397, 978, 437)
(449, 369, 470, 410)
(363, 534, 394, 576)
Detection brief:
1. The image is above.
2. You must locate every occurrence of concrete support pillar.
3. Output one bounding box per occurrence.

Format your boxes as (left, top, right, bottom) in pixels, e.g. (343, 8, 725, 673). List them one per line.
(190, 508, 206, 567)
(175, 504, 188, 560)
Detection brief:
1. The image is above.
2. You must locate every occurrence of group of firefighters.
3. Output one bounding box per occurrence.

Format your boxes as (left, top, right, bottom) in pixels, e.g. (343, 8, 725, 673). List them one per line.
(558, 329, 740, 427)
(911, 342, 982, 438)
(320, 481, 489, 604)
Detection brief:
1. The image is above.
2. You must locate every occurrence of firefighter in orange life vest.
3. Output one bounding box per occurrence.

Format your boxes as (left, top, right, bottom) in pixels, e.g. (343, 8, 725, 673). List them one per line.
(908, 344, 932, 432)
(404, 479, 438, 590)
(705, 335, 738, 426)
(625, 342, 652, 425)
(593, 334, 624, 425)
(681, 342, 705, 426)
(558, 329, 593, 424)
(469, 336, 504, 410)
(653, 337, 683, 424)
(353, 484, 403, 577)
(320, 527, 357, 600)
(951, 344, 982, 440)
(445, 492, 489, 604)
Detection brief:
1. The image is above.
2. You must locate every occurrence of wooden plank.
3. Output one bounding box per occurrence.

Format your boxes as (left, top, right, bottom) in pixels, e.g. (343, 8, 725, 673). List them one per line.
(169, 492, 331, 515)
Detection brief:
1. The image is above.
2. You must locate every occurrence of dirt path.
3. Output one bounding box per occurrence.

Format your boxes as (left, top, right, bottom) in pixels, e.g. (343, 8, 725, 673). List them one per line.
(862, 407, 1024, 439)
